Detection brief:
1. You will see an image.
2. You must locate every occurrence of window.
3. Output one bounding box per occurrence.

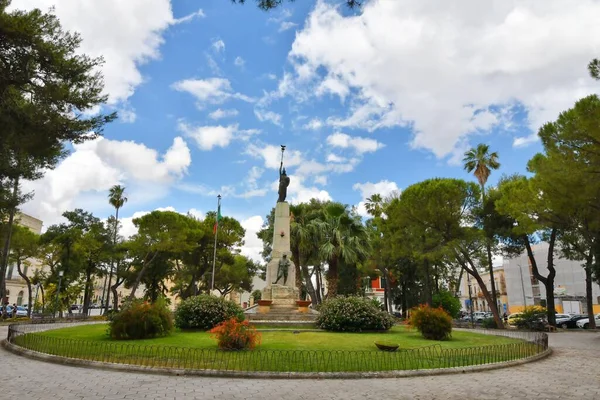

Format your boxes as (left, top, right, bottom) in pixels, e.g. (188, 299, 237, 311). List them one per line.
(17, 290, 24, 306)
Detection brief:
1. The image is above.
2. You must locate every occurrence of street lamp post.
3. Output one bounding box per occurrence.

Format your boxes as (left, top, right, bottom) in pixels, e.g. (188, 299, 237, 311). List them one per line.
(210, 194, 222, 292)
(54, 270, 64, 319)
(33, 283, 40, 315)
(467, 274, 474, 328)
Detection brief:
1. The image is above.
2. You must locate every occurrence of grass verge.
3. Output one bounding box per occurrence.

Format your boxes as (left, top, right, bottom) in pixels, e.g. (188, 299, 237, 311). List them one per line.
(12, 324, 542, 372)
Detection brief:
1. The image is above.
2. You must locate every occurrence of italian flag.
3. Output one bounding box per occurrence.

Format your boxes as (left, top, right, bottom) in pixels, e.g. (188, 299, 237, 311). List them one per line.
(213, 204, 222, 234)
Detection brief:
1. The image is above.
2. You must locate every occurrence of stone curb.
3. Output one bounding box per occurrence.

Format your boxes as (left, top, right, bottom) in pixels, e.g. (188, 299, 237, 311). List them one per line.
(1, 338, 552, 380)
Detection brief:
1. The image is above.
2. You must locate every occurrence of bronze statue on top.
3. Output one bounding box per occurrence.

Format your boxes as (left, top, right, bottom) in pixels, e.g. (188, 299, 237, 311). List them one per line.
(278, 145, 290, 202)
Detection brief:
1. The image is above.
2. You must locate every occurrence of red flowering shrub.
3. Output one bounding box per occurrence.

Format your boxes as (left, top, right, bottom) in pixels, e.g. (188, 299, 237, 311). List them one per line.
(408, 304, 452, 340)
(209, 318, 261, 350)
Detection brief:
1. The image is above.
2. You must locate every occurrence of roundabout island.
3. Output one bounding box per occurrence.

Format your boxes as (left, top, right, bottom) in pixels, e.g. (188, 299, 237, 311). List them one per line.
(4, 321, 549, 378)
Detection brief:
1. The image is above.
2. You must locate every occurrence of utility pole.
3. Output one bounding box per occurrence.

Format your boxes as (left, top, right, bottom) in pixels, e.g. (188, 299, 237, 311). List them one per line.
(210, 194, 222, 292)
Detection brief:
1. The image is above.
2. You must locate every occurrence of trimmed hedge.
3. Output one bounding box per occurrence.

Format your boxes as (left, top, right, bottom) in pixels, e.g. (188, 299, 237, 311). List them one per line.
(175, 294, 244, 330)
(316, 296, 395, 332)
(109, 298, 173, 340)
(409, 305, 452, 340)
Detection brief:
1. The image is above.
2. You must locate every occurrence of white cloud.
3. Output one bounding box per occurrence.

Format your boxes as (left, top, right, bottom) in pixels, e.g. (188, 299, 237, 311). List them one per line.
(254, 109, 283, 127)
(177, 122, 259, 150)
(286, 0, 600, 160)
(208, 108, 239, 120)
(171, 78, 254, 108)
(240, 215, 265, 263)
(326, 132, 385, 154)
(173, 8, 205, 24)
(314, 175, 328, 186)
(212, 39, 225, 53)
(206, 54, 222, 76)
(326, 154, 346, 163)
(353, 180, 400, 217)
(234, 56, 245, 67)
(279, 21, 298, 32)
(302, 118, 323, 130)
(11, 1, 204, 106)
(287, 176, 332, 204)
(118, 107, 137, 123)
(245, 144, 303, 170)
(266, 73, 277, 80)
(21, 137, 191, 226)
(180, 124, 236, 150)
(513, 132, 539, 148)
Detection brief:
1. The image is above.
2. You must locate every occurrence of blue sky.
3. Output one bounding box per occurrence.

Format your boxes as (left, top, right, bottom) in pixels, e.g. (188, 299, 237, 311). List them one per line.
(15, 0, 600, 261)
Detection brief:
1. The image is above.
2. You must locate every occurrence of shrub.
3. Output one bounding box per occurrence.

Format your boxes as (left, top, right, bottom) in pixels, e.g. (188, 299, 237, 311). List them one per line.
(109, 298, 173, 340)
(251, 290, 262, 303)
(481, 317, 498, 329)
(432, 289, 462, 319)
(514, 306, 547, 331)
(175, 294, 244, 331)
(316, 296, 395, 332)
(209, 318, 261, 350)
(409, 305, 453, 340)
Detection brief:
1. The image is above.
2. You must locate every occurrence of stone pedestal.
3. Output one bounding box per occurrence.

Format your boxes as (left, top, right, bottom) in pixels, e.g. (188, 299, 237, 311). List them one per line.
(262, 285, 299, 306)
(262, 202, 299, 305)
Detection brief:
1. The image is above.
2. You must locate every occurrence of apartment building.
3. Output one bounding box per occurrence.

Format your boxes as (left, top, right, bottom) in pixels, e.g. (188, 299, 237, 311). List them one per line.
(3, 213, 43, 306)
(460, 267, 509, 315)
(504, 242, 600, 314)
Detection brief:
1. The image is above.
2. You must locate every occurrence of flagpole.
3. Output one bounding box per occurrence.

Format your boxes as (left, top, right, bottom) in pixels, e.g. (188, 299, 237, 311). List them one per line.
(211, 194, 221, 292)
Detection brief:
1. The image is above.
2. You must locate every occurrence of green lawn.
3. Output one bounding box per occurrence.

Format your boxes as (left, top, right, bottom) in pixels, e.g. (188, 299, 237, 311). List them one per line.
(14, 324, 542, 373)
(35, 324, 518, 350)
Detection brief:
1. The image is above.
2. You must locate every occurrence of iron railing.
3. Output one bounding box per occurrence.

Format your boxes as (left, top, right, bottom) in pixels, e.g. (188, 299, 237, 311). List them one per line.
(6, 323, 548, 373)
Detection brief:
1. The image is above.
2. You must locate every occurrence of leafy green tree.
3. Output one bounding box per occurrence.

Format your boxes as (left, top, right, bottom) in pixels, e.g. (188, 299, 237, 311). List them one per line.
(127, 211, 197, 299)
(7, 224, 39, 316)
(432, 289, 461, 319)
(495, 176, 563, 327)
(213, 254, 258, 297)
(76, 218, 110, 314)
(0, 0, 115, 300)
(463, 144, 501, 316)
(589, 58, 600, 80)
(527, 95, 600, 328)
(105, 185, 127, 314)
(290, 201, 323, 304)
(315, 202, 370, 298)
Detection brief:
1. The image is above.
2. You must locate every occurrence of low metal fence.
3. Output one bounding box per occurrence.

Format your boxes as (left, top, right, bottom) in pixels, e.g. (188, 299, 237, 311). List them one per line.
(6, 324, 548, 373)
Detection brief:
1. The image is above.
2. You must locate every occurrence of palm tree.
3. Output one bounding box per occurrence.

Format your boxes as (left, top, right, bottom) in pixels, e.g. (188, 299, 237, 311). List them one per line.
(316, 202, 370, 298)
(104, 185, 127, 313)
(463, 144, 502, 326)
(462, 144, 500, 198)
(290, 203, 320, 305)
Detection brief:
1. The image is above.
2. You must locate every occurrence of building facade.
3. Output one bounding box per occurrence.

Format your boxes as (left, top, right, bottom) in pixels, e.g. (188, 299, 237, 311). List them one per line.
(503, 242, 600, 314)
(4, 213, 43, 306)
(459, 267, 509, 315)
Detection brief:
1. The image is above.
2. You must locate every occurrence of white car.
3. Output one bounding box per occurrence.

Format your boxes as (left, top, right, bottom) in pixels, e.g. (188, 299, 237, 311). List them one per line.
(576, 313, 600, 329)
(554, 314, 572, 324)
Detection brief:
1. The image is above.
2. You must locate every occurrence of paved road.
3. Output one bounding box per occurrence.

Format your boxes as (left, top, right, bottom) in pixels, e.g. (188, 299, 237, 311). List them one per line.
(1, 326, 599, 400)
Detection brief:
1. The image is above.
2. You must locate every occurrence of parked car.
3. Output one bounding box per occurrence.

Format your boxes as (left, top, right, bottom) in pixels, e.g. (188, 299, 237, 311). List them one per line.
(472, 312, 488, 322)
(556, 314, 588, 329)
(2, 305, 28, 317)
(506, 313, 522, 326)
(554, 313, 571, 322)
(576, 313, 600, 329)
